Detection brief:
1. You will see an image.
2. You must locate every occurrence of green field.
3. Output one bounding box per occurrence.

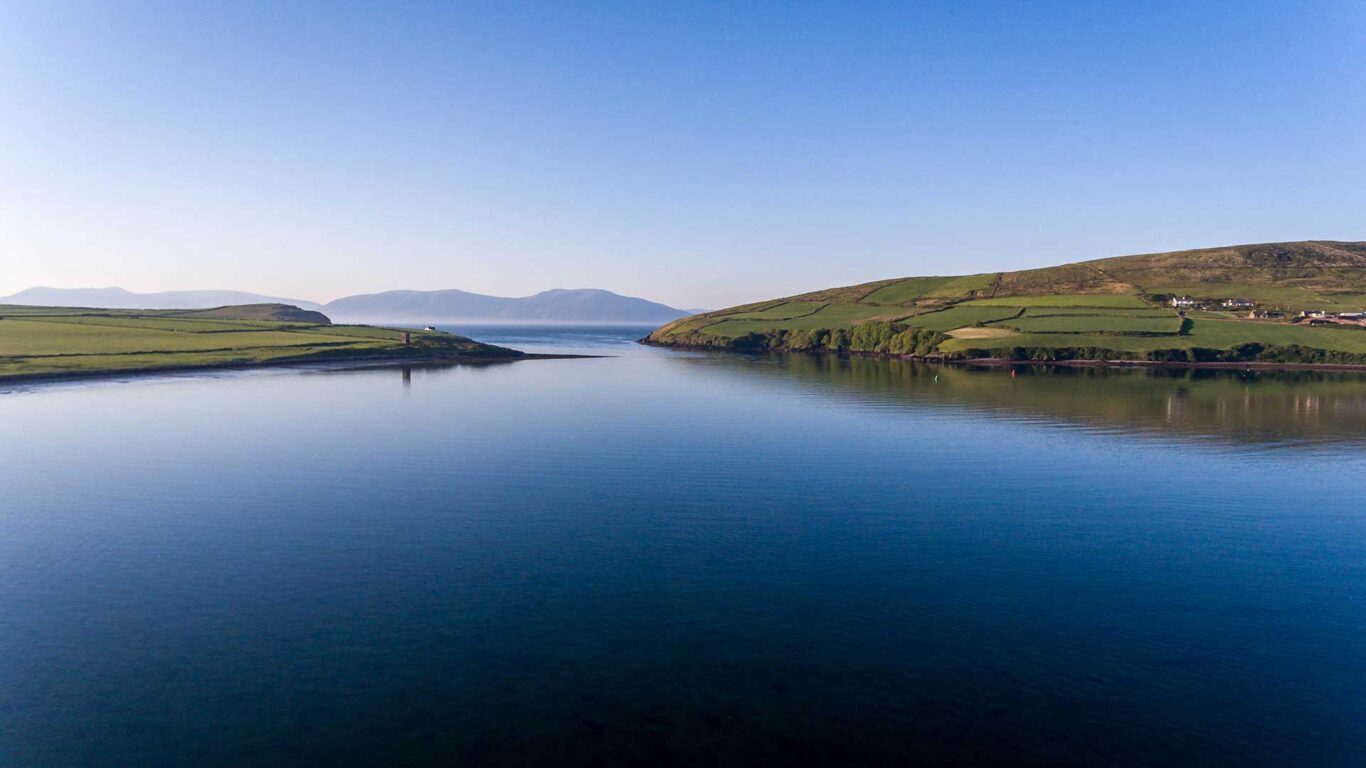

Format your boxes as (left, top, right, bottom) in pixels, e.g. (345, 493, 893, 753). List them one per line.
(647, 240, 1366, 364)
(717, 301, 829, 321)
(900, 305, 1024, 331)
(1322, 293, 1366, 309)
(939, 318, 1366, 356)
(24, 315, 301, 333)
(697, 303, 905, 336)
(1003, 313, 1180, 335)
(0, 304, 521, 381)
(962, 294, 1151, 308)
(1013, 307, 1177, 318)
(860, 273, 998, 305)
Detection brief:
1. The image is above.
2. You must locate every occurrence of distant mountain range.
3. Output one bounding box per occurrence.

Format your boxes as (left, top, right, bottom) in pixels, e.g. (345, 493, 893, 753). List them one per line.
(0, 286, 695, 323)
(0, 287, 324, 311)
(321, 288, 691, 323)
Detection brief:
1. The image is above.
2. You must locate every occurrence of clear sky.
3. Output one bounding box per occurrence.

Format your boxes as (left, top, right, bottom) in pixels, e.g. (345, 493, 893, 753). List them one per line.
(2, 1, 1363, 308)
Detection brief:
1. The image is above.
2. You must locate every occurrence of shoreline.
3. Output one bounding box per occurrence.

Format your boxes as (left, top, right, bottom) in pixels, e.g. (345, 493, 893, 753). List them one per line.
(639, 338, 1366, 372)
(0, 351, 598, 389)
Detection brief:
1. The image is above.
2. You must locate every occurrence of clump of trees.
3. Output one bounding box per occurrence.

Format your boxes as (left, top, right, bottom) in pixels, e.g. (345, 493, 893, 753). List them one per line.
(661, 321, 948, 356)
(1139, 345, 1366, 364)
(847, 321, 946, 355)
(1225, 344, 1366, 365)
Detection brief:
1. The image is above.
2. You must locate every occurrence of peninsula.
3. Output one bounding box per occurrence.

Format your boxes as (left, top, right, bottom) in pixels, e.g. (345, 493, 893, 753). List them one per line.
(0, 303, 525, 383)
(646, 241, 1366, 367)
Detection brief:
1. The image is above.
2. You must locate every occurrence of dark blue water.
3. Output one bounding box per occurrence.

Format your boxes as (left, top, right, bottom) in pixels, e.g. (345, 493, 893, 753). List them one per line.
(2, 326, 1364, 766)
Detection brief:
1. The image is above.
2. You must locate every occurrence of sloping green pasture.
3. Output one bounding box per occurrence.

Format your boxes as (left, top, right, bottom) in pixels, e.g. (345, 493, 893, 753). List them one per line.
(1003, 314, 1181, 334)
(961, 294, 1151, 308)
(860, 277, 958, 304)
(1320, 293, 1366, 310)
(901, 305, 1023, 331)
(1014, 308, 1176, 317)
(861, 273, 997, 305)
(698, 303, 906, 336)
(718, 301, 829, 321)
(1185, 319, 1366, 352)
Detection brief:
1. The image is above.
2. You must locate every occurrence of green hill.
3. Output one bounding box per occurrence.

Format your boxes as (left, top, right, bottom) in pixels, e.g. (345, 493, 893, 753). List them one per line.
(646, 241, 1366, 365)
(164, 303, 334, 323)
(0, 304, 522, 382)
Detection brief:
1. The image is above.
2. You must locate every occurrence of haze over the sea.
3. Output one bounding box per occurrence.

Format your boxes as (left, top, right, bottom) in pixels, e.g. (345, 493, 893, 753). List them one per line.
(3, 2, 1363, 307)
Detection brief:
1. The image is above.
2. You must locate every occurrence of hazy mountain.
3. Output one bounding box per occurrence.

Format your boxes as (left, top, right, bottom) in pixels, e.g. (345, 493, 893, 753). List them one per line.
(323, 288, 691, 323)
(0, 286, 323, 311)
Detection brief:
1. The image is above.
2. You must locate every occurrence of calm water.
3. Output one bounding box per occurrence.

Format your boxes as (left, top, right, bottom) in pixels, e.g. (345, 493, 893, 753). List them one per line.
(2, 326, 1364, 766)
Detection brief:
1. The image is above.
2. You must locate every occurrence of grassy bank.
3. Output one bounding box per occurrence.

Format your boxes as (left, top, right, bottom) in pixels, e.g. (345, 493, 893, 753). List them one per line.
(647, 241, 1366, 365)
(0, 304, 522, 382)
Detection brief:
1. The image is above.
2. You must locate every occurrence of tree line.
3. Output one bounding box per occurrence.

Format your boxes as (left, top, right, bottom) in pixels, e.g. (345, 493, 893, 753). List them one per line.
(661, 321, 950, 356)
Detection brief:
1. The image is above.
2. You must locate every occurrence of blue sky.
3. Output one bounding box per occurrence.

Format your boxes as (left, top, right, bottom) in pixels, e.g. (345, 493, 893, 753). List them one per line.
(2, 1, 1363, 307)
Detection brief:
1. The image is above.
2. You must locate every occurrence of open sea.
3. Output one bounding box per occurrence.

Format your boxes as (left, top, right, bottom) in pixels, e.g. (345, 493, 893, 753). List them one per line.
(2, 325, 1363, 766)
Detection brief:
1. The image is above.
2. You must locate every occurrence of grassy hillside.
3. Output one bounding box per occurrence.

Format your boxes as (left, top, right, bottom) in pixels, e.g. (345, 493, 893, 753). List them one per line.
(0, 305, 521, 381)
(647, 241, 1366, 364)
(167, 303, 333, 323)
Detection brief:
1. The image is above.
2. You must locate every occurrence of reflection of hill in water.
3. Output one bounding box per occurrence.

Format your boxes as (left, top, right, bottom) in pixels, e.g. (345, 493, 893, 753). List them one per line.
(674, 352, 1366, 448)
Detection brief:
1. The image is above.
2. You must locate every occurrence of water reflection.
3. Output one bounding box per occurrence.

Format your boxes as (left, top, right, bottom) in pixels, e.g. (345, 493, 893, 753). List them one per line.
(3, 328, 1363, 765)
(668, 351, 1366, 448)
